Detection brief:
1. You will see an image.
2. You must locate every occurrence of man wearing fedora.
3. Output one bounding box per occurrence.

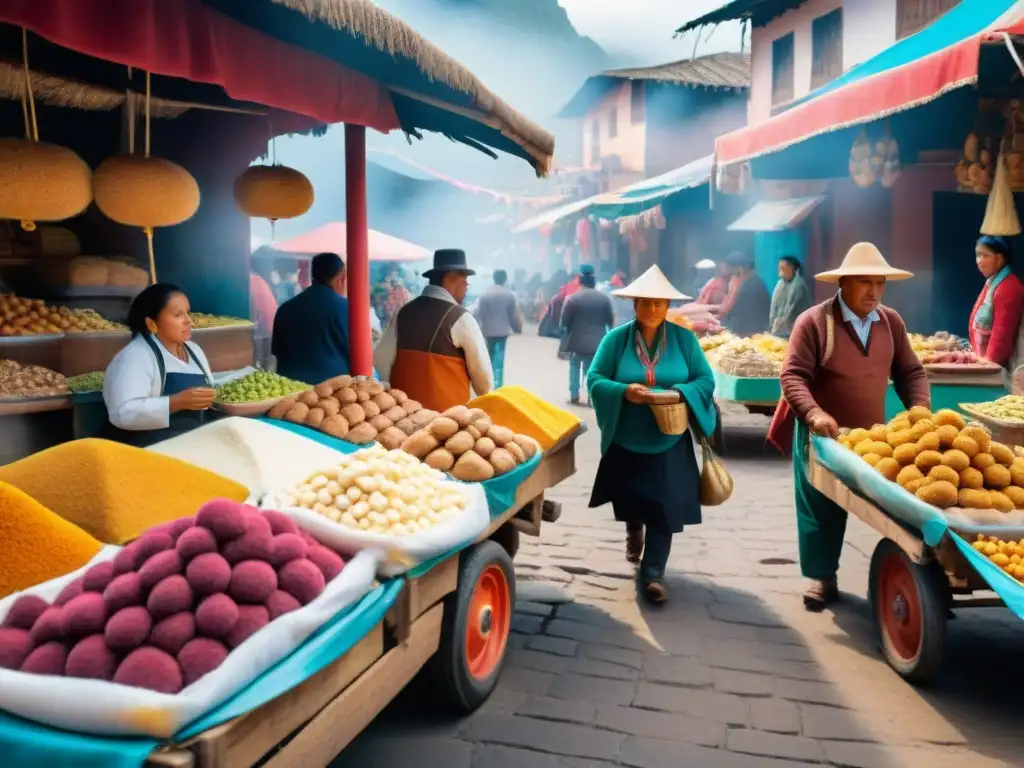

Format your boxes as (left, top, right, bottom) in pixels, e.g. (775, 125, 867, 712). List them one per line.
(770, 243, 930, 612)
(375, 249, 493, 412)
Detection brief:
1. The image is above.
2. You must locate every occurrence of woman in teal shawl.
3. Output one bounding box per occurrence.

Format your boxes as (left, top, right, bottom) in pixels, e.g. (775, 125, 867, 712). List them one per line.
(769, 256, 812, 338)
(587, 266, 718, 603)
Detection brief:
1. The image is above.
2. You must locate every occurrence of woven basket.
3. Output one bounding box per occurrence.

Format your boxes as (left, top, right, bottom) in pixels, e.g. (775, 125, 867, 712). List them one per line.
(651, 401, 688, 435)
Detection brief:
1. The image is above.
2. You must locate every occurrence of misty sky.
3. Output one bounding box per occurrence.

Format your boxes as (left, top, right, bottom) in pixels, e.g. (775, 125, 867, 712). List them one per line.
(558, 0, 743, 63)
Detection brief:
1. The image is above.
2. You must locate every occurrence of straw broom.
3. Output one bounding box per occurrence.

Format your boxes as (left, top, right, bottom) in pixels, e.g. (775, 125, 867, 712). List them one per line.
(981, 149, 1021, 236)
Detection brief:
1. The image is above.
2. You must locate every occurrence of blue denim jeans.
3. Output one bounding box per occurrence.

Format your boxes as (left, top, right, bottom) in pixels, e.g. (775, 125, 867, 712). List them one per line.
(485, 337, 507, 388)
(568, 353, 593, 401)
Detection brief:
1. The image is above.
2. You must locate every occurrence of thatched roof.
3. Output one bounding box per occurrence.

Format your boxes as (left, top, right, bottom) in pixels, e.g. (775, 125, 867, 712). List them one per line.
(675, 0, 808, 34)
(223, 0, 556, 176)
(558, 52, 750, 119)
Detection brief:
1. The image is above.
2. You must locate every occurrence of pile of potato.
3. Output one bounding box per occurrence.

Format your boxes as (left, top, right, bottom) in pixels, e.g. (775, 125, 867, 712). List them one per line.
(268, 376, 437, 449)
(401, 405, 540, 482)
(840, 406, 1024, 511)
(0, 294, 125, 336)
(0, 360, 69, 398)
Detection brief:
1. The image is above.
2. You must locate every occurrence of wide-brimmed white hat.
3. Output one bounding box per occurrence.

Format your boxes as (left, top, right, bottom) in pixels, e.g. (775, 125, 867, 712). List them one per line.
(815, 242, 913, 283)
(613, 265, 691, 301)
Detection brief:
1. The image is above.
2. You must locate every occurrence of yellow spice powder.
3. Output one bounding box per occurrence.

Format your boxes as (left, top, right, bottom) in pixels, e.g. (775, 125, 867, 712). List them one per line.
(469, 386, 581, 451)
(0, 481, 102, 599)
(0, 438, 249, 545)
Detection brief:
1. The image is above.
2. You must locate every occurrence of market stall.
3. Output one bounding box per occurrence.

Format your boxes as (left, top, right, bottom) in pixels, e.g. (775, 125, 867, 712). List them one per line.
(0, 381, 583, 766)
(807, 409, 1024, 682)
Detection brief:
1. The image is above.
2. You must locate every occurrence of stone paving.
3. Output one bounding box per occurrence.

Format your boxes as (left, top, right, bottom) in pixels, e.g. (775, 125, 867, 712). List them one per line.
(333, 332, 1024, 768)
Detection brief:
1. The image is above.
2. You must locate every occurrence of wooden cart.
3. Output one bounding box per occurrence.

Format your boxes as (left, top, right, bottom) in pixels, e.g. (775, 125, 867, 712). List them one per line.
(807, 443, 1008, 683)
(145, 431, 580, 768)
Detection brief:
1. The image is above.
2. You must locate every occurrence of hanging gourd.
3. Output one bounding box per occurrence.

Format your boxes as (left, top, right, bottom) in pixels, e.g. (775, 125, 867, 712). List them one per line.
(1005, 105, 1024, 191)
(233, 163, 313, 222)
(848, 130, 875, 188)
(980, 147, 1021, 237)
(0, 29, 92, 232)
(93, 73, 199, 283)
(879, 123, 902, 189)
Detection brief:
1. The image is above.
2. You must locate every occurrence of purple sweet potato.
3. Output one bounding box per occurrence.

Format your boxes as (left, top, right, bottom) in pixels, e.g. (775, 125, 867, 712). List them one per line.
(262, 510, 298, 536)
(278, 559, 325, 605)
(54, 578, 84, 607)
(20, 641, 67, 675)
(82, 561, 116, 593)
(2, 595, 49, 630)
(65, 634, 119, 681)
(178, 637, 229, 687)
(264, 590, 301, 620)
(244, 512, 272, 539)
(169, 516, 196, 540)
(103, 572, 143, 614)
(135, 532, 174, 563)
(112, 541, 141, 576)
(105, 606, 153, 651)
(195, 500, 248, 542)
(29, 606, 65, 645)
(228, 561, 277, 604)
(148, 612, 196, 656)
(61, 593, 108, 638)
(185, 553, 232, 598)
(267, 533, 308, 568)
(221, 526, 272, 565)
(225, 605, 269, 649)
(138, 549, 183, 592)
(194, 594, 239, 639)
(114, 647, 183, 694)
(0, 627, 33, 670)
(147, 575, 194, 621)
(306, 546, 345, 583)
(175, 526, 218, 562)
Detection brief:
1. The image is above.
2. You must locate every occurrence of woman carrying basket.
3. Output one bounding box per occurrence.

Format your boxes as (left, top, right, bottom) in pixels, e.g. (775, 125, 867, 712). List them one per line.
(587, 266, 718, 603)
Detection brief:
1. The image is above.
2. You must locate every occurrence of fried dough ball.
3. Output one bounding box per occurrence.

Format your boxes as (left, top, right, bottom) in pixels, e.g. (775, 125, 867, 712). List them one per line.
(861, 453, 882, 467)
(847, 428, 870, 446)
(907, 406, 933, 424)
(952, 436, 980, 458)
(961, 426, 991, 453)
(1011, 462, 1024, 487)
(934, 424, 959, 449)
(875, 458, 900, 482)
(927, 465, 959, 488)
(903, 478, 929, 495)
(868, 425, 889, 442)
(838, 435, 853, 450)
(857, 441, 892, 458)
(941, 449, 970, 473)
(958, 488, 992, 509)
(932, 409, 966, 430)
(909, 419, 935, 440)
(959, 467, 985, 489)
(914, 450, 943, 472)
(887, 429, 915, 448)
(915, 433, 941, 453)
(916, 480, 957, 508)
(896, 465, 924, 487)
(893, 443, 919, 466)
(988, 490, 1014, 512)
(887, 418, 911, 433)
(990, 442, 1015, 467)
(983, 464, 1012, 489)
(972, 452, 996, 471)
(1003, 485, 1024, 509)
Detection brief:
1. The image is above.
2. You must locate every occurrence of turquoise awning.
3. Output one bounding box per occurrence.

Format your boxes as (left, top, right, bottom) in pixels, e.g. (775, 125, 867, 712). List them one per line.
(587, 154, 713, 219)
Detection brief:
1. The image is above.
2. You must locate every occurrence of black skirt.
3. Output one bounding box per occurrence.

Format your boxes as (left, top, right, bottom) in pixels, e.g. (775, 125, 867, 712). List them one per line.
(589, 433, 702, 534)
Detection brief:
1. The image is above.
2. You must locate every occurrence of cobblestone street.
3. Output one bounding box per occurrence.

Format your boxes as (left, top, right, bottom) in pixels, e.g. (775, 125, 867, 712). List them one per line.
(334, 332, 1024, 768)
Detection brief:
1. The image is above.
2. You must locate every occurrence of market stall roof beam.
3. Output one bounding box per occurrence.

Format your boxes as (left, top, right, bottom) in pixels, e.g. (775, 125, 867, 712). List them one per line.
(713, 0, 1024, 170)
(674, 0, 807, 34)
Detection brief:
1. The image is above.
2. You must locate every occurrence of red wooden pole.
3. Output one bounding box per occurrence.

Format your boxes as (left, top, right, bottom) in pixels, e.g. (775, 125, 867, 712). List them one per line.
(345, 123, 372, 376)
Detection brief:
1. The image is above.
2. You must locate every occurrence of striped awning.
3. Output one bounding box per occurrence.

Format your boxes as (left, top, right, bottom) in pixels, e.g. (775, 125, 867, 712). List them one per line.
(587, 154, 713, 219)
(727, 196, 825, 232)
(715, 0, 1024, 166)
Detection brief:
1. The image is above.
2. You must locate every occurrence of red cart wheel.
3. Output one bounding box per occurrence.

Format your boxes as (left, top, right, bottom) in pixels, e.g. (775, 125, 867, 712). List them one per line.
(426, 540, 515, 713)
(868, 539, 948, 683)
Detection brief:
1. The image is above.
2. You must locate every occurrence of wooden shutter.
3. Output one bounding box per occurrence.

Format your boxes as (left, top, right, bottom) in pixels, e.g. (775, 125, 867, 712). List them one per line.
(897, 0, 961, 39)
(772, 33, 795, 106)
(811, 9, 843, 89)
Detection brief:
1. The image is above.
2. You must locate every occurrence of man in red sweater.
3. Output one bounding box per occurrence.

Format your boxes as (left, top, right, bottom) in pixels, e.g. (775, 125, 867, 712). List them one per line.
(770, 243, 930, 611)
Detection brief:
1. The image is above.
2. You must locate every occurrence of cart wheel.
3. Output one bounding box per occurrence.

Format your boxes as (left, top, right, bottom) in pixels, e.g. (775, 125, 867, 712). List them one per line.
(868, 539, 948, 683)
(427, 540, 515, 713)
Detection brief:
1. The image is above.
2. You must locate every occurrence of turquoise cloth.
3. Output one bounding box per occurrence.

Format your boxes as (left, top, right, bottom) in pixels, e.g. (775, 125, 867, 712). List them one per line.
(713, 371, 781, 404)
(0, 582, 402, 768)
(587, 321, 717, 455)
(811, 434, 1024, 620)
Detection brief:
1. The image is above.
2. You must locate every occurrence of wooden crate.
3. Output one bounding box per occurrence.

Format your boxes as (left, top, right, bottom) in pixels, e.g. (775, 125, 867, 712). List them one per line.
(60, 332, 130, 377)
(191, 327, 255, 373)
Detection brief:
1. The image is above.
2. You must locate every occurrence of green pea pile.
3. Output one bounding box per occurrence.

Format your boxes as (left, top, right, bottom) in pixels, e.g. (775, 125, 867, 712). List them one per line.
(67, 372, 105, 393)
(215, 371, 310, 403)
